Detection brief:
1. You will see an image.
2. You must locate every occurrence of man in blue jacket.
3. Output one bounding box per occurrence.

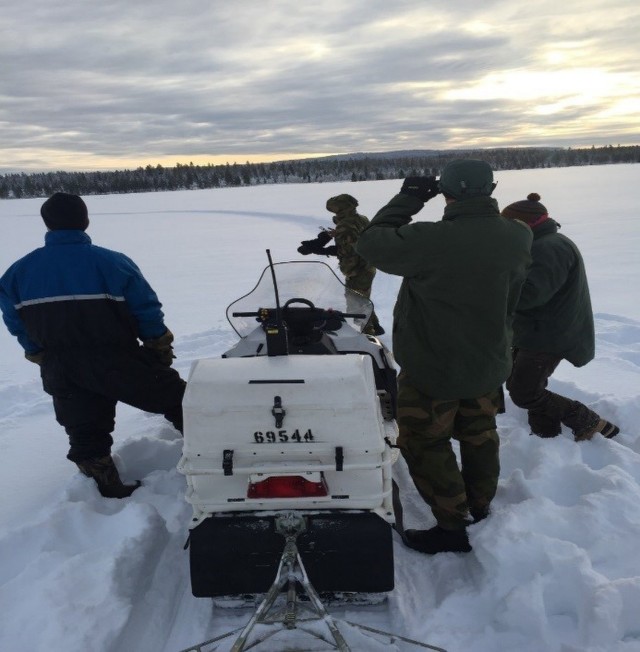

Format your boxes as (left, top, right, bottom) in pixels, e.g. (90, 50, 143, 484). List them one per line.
(0, 193, 186, 498)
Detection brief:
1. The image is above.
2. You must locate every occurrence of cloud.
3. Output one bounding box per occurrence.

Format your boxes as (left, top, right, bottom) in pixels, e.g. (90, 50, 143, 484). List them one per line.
(1, 0, 639, 172)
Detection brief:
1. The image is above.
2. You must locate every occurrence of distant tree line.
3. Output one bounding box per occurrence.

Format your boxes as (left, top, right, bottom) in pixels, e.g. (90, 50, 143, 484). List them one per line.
(1, 145, 638, 200)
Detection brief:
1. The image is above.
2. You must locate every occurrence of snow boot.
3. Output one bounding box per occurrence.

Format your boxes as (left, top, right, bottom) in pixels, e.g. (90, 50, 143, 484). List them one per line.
(76, 455, 141, 498)
(404, 525, 472, 554)
(469, 506, 490, 523)
(574, 418, 620, 442)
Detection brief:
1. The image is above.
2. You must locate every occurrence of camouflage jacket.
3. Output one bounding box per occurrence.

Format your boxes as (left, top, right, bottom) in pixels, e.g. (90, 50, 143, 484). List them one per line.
(356, 193, 532, 399)
(332, 209, 376, 279)
(513, 219, 594, 366)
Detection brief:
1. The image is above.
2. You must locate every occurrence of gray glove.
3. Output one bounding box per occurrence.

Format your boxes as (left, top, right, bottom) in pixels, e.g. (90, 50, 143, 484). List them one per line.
(25, 350, 45, 365)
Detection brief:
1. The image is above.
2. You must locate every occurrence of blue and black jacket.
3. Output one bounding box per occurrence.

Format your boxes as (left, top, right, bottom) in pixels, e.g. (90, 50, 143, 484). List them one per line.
(0, 230, 168, 355)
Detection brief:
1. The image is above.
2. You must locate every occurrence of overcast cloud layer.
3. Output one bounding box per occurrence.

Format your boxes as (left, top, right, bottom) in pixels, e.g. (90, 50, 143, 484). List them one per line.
(2, 0, 639, 173)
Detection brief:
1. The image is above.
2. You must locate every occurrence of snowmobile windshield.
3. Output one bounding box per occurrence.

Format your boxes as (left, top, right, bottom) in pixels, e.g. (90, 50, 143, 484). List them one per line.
(226, 260, 374, 337)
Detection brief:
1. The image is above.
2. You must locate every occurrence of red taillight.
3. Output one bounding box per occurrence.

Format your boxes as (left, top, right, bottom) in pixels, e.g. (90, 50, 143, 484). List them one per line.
(247, 473, 329, 499)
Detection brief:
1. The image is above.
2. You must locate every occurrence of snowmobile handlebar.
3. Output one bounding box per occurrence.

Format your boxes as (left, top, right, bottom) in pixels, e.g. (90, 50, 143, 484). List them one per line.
(235, 297, 367, 321)
(231, 309, 367, 319)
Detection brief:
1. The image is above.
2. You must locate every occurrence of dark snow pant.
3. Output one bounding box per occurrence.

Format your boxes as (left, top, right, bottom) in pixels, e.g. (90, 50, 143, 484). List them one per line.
(396, 373, 501, 530)
(40, 347, 186, 463)
(506, 348, 599, 437)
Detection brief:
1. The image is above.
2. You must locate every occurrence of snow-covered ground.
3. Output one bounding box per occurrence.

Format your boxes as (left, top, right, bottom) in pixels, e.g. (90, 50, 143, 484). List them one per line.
(0, 164, 639, 652)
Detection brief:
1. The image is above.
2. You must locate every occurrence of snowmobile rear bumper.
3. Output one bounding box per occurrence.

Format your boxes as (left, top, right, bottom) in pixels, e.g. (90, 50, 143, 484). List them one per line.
(189, 510, 394, 597)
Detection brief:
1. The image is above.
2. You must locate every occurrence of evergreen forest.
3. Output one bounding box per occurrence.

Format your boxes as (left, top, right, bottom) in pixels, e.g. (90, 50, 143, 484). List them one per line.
(1, 144, 638, 199)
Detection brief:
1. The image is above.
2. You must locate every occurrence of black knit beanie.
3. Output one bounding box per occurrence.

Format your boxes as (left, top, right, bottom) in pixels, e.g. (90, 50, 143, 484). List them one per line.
(501, 193, 549, 227)
(40, 192, 89, 231)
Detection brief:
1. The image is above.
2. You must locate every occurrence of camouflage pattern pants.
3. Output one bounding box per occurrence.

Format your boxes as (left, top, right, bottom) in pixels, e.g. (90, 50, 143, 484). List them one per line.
(397, 373, 501, 530)
(345, 272, 381, 334)
(506, 348, 600, 437)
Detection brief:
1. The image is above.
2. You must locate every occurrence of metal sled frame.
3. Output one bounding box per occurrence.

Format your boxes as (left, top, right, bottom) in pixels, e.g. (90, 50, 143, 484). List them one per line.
(179, 512, 447, 652)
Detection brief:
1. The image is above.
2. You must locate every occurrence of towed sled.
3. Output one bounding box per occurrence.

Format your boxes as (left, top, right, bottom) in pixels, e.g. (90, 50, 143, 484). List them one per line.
(178, 255, 446, 651)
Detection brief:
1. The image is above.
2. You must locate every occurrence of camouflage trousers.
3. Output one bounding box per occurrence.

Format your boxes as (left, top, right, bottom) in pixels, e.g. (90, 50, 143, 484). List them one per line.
(397, 373, 501, 530)
(345, 271, 381, 334)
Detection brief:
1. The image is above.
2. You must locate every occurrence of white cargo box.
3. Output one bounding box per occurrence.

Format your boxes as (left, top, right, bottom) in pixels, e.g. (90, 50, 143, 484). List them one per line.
(178, 354, 397, 525)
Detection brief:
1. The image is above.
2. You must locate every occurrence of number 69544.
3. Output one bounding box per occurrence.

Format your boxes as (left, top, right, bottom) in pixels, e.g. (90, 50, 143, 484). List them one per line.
(253, 429, 314, 444)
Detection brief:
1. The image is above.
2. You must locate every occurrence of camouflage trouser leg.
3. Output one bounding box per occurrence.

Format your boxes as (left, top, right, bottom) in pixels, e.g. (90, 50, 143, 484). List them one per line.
(345, 273, 380, 334)
(397, 374, 501, 530)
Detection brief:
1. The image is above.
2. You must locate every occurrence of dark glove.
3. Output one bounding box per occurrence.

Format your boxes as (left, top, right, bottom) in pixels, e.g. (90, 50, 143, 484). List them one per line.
(316, 229, 333, 246)
(25, 350, 45, 365)
(297, 233, 333, 256)
(298, 240, 317, 255)
(400, 176, 441, 202)
(143, 329, 175, 366)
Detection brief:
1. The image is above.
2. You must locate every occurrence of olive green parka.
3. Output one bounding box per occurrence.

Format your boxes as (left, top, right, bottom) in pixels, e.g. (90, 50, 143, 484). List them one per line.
(513, 219, 594, 366)
(356, 193, 532, 399)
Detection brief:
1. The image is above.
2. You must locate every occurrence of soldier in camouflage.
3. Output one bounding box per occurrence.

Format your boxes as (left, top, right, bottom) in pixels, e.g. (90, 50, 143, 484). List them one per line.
(356, 161, 532, 554)
(297, 194, 384, 335)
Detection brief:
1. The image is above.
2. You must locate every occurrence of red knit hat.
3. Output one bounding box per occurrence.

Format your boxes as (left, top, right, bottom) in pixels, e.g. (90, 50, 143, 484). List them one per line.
(501, 193, 549, 228)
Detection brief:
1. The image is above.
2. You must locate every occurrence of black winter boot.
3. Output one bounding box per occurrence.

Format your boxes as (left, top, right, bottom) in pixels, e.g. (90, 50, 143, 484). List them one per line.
(404, 526, 472, 554)
(76, 455, 141, 498)
(469, 506, 490, 523)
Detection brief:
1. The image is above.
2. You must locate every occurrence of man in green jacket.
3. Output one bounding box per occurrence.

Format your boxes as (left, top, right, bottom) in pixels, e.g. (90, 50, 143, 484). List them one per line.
(356, 160, 532, 554)
(298, 194, 383, 335)
(502, 193, 619, 441)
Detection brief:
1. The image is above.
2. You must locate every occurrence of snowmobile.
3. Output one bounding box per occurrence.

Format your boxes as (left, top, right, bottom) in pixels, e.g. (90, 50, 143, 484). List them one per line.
(178, 255, 449, 652)
(178, 256, 399, 600)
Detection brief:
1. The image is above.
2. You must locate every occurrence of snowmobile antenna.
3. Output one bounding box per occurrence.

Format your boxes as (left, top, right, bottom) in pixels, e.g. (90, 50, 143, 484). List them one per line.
(266, 249, 281, 314)
(264, 249, 288, 356)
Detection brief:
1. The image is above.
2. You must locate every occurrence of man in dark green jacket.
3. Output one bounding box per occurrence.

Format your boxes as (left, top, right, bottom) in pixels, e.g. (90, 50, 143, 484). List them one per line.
(502, 193, 619, 441)
(356, 160, 532, 554)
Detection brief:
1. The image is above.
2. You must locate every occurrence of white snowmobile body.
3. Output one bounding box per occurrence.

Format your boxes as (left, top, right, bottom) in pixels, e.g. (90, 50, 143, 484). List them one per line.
(178, 261, 398, 597)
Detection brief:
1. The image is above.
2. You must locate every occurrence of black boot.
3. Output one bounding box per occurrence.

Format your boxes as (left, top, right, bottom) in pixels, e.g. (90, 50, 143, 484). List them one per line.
(404, 525, 471, 554)
(76, 455, 141, 498)
(469, 506, 490, 523)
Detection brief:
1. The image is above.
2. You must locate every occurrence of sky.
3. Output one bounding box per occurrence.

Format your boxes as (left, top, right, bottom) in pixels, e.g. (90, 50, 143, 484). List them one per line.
(0, 165, 639, 652)
(2, 0, 640, 175)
